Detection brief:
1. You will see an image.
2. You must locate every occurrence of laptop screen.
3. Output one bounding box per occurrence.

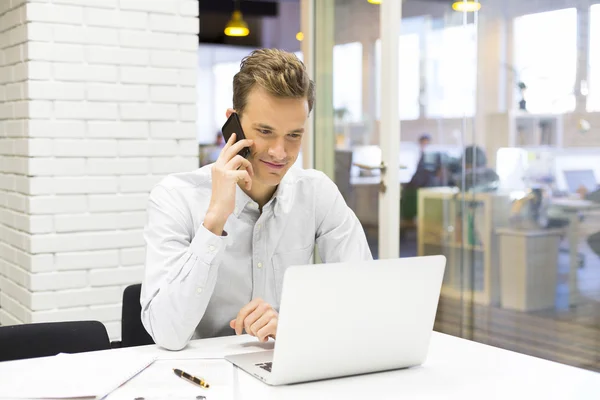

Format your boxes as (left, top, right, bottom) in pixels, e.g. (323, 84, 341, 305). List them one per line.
(563, 169, 598, 193)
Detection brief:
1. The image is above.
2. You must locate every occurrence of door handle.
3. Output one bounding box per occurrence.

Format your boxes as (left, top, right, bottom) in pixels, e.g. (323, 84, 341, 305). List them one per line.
(353, 161, 387, 193)
(353, 161, 387, 175)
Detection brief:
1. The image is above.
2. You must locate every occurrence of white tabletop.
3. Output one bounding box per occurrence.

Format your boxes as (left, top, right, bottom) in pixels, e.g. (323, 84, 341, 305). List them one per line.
(551, 197, 600, 210)
(350, 175, 410, 186)
(103, 331, 599, 400)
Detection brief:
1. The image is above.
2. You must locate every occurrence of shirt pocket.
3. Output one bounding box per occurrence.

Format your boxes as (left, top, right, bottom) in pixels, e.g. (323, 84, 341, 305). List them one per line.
(271, 244, 314, 302)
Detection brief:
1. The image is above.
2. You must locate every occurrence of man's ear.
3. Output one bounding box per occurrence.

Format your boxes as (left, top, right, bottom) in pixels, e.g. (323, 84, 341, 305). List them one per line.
(225, 108, 235, 119)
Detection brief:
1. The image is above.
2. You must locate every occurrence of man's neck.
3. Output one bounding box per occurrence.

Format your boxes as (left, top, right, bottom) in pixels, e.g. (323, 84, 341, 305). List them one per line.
(239, 180, 277, 210)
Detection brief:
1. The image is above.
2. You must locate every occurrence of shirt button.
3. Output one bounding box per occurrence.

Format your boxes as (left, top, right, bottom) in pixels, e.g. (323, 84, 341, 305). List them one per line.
(208, 245, 215, 252)
(196, 287, 203, 294)
(234, 206, 239, 214)
(256, 223, 261, 230)
(257, 262, 263, 269)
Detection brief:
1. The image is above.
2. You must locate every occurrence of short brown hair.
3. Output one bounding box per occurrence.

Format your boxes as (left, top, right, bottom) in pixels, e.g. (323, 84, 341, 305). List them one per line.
(232, 48, 315, 115)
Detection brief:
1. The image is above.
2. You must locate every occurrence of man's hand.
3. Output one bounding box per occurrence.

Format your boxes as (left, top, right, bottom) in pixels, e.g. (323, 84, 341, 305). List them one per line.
(203, 133, 254, 236)
(229, 298, 278, 342)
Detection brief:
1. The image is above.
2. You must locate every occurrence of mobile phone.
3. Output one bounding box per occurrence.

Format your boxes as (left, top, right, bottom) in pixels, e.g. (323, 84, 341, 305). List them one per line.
(221, 113, 250, 159)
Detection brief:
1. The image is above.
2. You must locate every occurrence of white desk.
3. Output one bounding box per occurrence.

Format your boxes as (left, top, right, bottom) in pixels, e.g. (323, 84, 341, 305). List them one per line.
(349, 175, 410, 186)
(101, 332, 599, 399)
(550, 198, 600, 306)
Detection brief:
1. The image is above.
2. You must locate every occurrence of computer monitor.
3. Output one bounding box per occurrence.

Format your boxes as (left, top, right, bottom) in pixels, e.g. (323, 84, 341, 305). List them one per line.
(563, 169, 598, 193)
(422, 151, 441, 172)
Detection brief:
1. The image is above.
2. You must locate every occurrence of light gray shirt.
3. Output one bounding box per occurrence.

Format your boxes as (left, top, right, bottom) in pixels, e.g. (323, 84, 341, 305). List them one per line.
(141, 164, 372, 350)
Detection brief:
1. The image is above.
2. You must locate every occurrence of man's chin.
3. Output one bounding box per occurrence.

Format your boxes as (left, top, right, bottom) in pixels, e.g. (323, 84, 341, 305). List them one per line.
(255, 172, 284, 187)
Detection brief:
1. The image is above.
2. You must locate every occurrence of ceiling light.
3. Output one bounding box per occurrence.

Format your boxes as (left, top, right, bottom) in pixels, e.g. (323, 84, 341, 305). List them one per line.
(224, 10, 249, 37)
(452, 1, 481, 12)
(296, 32, 304, 41)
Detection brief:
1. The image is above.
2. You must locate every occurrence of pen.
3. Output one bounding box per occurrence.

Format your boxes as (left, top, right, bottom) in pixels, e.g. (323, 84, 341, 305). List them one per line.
(173, 368, 210, 389)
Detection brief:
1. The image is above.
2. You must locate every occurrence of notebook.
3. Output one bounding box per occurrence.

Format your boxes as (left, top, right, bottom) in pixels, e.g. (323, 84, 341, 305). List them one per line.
(0, 350, 156, 399)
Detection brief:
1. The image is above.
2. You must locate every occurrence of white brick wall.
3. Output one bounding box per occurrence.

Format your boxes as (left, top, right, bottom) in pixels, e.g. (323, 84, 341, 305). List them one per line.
(0, 0, 30, 321)
(0, 0, 199, 341)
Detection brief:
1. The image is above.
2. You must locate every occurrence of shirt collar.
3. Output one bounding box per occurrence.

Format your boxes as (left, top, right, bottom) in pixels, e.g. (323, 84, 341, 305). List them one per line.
(233, 185, 254, 217)
(231, 167, 297, 218)
(271, 167, 295, 217)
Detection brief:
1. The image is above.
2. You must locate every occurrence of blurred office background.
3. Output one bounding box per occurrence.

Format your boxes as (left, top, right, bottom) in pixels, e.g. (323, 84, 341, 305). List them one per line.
(1, 0, 599, 372)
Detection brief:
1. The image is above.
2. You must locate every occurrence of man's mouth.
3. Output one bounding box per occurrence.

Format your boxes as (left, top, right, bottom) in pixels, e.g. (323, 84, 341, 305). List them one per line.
(261, 160, 286, 170)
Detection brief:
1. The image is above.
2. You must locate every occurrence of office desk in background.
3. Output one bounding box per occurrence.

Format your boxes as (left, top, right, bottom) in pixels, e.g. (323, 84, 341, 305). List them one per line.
(348, 174, 411, 230)
(550, 198, 600, 306)
(37, 332, 599, 400)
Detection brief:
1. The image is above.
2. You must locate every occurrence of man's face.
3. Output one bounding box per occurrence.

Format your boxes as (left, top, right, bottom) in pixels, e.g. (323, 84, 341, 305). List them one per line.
(419, 138, 430, 151)
(227, 87, 309, 188)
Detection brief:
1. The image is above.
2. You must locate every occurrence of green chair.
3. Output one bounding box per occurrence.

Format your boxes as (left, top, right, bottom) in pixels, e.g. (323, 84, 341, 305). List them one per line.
(401, 188, 418, 221)
(400, 188, 418, 240)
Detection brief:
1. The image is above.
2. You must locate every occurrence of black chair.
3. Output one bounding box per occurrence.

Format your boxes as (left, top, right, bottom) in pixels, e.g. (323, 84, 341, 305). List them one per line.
(120, 283, 154, 347)
(0, 320, 111, 362)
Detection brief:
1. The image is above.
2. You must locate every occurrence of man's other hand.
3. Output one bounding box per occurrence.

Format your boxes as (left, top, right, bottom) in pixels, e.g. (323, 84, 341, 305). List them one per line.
(229, 298, 277, 342)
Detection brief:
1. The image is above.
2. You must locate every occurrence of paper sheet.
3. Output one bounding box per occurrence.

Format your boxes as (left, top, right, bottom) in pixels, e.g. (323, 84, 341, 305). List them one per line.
(133, 334, 275, 360)
(0, 350, 156, 399)
(107, 360, 235, 400)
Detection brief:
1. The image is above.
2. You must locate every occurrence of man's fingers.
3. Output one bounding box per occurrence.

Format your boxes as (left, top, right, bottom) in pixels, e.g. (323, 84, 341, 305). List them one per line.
(234, 298, 262, 335)
(249, 308, 275, 337)
(224, 138, 253, 161)
(226, 155, 254, 176)
(244, 303, 272, 335)
(243, 308, 264, 336)
(227, 170, 252, 189)
(256, 319, 277, 342)
(217, 133, 236, 160)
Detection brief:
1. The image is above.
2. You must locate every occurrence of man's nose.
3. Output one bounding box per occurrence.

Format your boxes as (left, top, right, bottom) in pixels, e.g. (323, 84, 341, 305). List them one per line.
(268, 138, 286, 160)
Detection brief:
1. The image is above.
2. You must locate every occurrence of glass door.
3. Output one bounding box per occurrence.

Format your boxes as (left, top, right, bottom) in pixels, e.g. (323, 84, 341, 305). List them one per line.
(302, 0, 402, 259)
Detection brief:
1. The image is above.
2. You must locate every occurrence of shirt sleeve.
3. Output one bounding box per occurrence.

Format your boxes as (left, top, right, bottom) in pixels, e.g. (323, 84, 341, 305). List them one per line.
(314, 173, 373, 262)
(140, 184, 226, 350)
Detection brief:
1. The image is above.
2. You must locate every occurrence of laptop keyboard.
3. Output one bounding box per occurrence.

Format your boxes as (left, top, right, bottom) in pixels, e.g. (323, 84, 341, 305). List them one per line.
(255, 362, 272, 373)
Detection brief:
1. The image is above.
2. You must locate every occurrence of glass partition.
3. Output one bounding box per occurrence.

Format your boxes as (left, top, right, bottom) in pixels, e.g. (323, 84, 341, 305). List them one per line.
(311, 0, 600, 373)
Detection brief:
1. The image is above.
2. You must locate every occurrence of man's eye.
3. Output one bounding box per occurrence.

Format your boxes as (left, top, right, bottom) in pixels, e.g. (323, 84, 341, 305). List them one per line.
(289, 134, 301, 139)
(258, 129, 271, 135)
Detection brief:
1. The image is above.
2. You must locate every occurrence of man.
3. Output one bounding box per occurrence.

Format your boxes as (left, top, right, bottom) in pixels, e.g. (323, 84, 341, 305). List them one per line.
(141, 49, 372, 351)
(413, 133, 432, 177)
(416, 133, 431, 169)
(405, 133, 433, 189)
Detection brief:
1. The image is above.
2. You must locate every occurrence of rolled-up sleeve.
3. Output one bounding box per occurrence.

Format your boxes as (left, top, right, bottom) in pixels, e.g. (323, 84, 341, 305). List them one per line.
(314, 174, 373, 262)
(140, 185, 226, 350)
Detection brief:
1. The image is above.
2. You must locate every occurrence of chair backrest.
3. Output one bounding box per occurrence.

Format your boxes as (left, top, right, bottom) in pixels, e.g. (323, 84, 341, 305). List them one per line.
(121, 284, 154, 347)
(0, 320, 111, 362)
(334, 149, 354, 205)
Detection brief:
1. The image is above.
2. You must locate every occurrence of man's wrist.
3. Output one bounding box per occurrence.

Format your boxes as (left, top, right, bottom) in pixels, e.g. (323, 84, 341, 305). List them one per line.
(203, 209, 228, 236)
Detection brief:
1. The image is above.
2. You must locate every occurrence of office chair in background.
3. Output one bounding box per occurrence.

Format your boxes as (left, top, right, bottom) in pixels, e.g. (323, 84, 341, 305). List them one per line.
(0, 320, 111, 362)
(334, 149, 354, 209)
(120, 283, 154, 348)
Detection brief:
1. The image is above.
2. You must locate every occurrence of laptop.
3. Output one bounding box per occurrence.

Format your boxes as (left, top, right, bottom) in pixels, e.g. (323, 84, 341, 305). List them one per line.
(225, 255, 446, 385)
(563, 169, 598, 193)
